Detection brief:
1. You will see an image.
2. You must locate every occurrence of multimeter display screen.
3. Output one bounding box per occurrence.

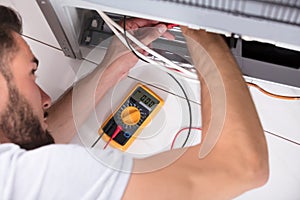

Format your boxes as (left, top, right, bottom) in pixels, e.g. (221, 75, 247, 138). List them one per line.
(132, 87, 159, 110)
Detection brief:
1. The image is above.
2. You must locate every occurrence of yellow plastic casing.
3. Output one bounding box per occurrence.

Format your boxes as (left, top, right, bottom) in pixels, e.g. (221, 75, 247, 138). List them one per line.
(99, 83, 164, 151)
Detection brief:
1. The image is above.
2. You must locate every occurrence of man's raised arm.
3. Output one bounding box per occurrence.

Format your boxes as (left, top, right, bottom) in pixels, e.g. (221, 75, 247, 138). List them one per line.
(46, 22, 169, 143)
(122, 27, 269, 200)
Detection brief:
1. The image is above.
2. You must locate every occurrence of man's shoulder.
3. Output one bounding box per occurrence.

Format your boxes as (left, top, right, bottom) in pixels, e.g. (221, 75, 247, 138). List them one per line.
(0, 143, 82, 152)
(0, 143, 132, 174)
(0, 143, 96, 176)
(0, 143, 24, 160)
(0, 143, 21, 153)
(0, 144, 132, 200)
(0, 143, 86, 161)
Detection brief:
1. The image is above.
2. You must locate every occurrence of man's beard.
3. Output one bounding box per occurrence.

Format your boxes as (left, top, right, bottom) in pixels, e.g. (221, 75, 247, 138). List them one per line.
(0, 84, 54, 150)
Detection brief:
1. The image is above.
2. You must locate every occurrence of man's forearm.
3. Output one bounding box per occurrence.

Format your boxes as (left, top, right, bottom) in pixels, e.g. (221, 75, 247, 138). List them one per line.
(182, 28, 268, 162)
(182, 28, 269, 194)
(46, 22, 168, 144)
(46, 64, 109, 143)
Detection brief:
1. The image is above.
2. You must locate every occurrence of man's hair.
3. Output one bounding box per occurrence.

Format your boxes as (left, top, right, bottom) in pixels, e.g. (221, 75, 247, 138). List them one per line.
(0, 6, 23, 81)
(0, 5, 22, 33)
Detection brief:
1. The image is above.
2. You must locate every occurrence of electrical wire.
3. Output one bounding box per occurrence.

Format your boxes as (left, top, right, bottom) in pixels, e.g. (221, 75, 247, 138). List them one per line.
(103, 125, 122, 149)
(96, 10, 198, 80)
(123, 16, 194, 148)
(91, 130, 105, 148)
(159, 58, 300, 101)
(171, 127, 202, 150)
(123, 17, 149, 64)
(246, 82, 300, 100)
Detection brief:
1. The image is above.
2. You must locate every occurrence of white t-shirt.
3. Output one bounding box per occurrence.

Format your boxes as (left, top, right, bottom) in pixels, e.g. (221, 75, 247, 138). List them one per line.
(0, 143, 133, 200)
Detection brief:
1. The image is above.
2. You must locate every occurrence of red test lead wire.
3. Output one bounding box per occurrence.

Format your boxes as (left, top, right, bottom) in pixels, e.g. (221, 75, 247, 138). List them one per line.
(166, 23, 178, 29)
(103, 125, 123, 150)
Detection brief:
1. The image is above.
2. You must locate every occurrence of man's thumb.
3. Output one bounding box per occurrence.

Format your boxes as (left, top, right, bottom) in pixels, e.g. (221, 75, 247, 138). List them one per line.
(157, 24, 167, 34)
(140, 24, 167, 45)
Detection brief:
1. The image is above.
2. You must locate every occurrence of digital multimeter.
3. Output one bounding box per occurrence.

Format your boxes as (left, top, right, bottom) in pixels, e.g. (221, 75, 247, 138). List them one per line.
(99, 84, 164, 151)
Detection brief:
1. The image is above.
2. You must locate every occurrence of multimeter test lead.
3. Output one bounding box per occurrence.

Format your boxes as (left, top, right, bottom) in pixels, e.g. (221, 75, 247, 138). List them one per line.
(91, 118, 116, 148)
(103, 125, 123, 149)
(90, 130, 105, 148)
(166, 23, 178, 29)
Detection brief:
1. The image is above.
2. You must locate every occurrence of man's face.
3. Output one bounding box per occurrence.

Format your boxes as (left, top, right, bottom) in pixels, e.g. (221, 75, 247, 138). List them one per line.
(0, 32, 54, 150)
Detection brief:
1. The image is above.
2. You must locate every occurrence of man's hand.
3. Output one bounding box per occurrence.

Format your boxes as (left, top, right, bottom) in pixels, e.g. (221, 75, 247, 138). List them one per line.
(99, 18, 171, 89)
(121, 18, 175, 40)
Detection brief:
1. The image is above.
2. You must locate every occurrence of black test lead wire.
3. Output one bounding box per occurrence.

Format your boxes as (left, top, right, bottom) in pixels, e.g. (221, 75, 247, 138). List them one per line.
(91, 117, 115, 148)
(91, 130, 105, 148)
(167, 73, 192, 148)
(123, 16, 193, 148)
(123, 17, 149, 63)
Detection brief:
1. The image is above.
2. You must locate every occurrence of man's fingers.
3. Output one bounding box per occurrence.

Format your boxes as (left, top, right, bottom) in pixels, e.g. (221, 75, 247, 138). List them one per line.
(104, 21, 169, 65)
(120, 18, 160, 30)
(137, 24, 168, 45)
(120, 18, 175, 42)
(162, 31, 176, 40)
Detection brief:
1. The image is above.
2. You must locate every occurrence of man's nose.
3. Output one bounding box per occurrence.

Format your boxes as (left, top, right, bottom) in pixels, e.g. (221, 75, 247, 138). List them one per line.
(39, 86, 51, 109)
